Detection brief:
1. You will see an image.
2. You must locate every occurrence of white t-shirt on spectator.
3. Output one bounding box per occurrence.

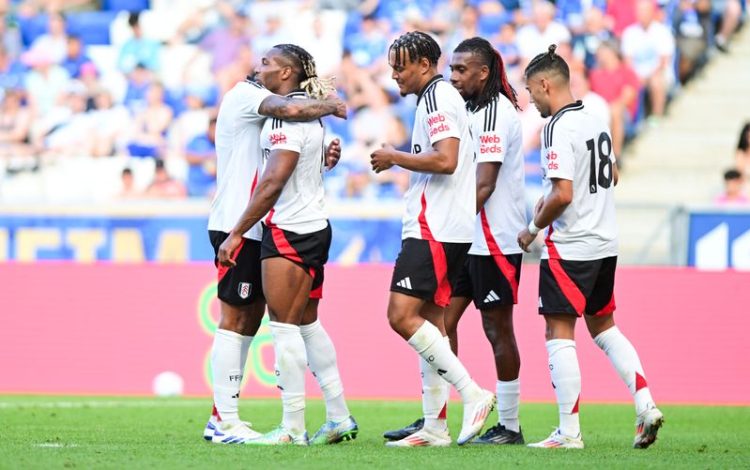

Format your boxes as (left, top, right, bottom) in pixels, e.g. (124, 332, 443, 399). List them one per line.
(516, 23, 572, 60)
(621, 21, 675, 84)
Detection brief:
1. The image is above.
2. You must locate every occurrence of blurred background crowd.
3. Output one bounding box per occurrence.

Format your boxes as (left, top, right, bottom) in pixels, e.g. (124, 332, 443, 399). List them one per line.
(0, 0, 746, 205)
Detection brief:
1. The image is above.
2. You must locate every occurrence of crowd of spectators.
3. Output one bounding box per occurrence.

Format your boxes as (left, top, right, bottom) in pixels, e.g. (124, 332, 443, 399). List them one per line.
(0, 0, 745, 202)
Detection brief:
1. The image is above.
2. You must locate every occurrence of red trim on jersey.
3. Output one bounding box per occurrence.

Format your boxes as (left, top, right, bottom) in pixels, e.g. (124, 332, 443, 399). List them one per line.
(480, 208, 519, 303)
(217, 238, 245, 282)
(418, 188, 434, 241)
(545, 227, 587, 315)
(429, 240, 451, 307)
(309, 267, 323, 299)
(250, 170, 259, 197)
(635, 372, 648, 392)
(571, 395, 580, 414)
(438, 402, 448, 420)
(594, 294, 616, 316)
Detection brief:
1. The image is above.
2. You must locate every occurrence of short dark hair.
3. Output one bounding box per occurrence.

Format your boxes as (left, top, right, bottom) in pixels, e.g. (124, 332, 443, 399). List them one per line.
(524, 44, 570, 82)
(128, 12, 140, 28)
(724, 169, 742, 180)
(389, 31, 441, 68)
(737, 122, 750, 152)
(122, 168, 133, 176)
(454, 37, 520, 111)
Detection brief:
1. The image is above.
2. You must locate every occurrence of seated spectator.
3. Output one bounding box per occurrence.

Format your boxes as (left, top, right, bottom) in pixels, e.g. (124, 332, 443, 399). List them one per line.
(168, 85, 211, 158)
(714, 169, 748, 205)
(736, 122, 750, 178)
(673, 0, 712, 83)
(22, 45, 71, 116)
(118, 167, 141, 198)
(194, 8, 251, 75)
(29, 11, 67, 64)
(0, 11, 22, 60)
(570, 70, 610, 130)
(621, 0, 676, 126)
(89, 89, 130, 157)
(122, 63, 153, 111)
(117, 12, 160, 74)
(516, 1, 571, 63)
(494, 22, 521, 78)
(572, 6, 614, 70)
(61, 35, 92, 79)
(713, 0, 743, 52)
(184, 116, 216, 198)
(344, 14, 389, 73)
(589, 40, 641, 158)
(0, 45, 25, 92)
(43, 80, 93, 156)
(145, 159, 186, 199)
(0, 88, 33, 158)
(126, 82, 173, 158)
(606, 0, 638, 37)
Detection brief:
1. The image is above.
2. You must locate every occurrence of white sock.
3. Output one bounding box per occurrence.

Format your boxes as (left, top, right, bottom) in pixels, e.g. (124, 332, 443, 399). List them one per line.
(594, 326, 656, 415)
(269, 321, 307, 434)
(211, 329, 247, 423)
(407, 321, 482, 403)
(240, 334, 253, 375)
(546, 339, 581, 437)
(497, 379, 520, 432)
(419, 336, 451, 431)
(300, 320, 350, 422)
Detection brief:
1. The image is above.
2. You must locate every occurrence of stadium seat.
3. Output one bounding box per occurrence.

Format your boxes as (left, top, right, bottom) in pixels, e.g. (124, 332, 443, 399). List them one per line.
(478, 13, 511, 37)
(102, 0, 150, 12)
(67, 11, 119, 45)
(18, 14, 49, 47)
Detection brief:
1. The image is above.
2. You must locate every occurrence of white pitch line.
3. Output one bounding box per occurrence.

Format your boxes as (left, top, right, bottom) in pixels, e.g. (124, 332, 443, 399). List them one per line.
(33, 443, 78, 448)
(0, 400, 207, 409)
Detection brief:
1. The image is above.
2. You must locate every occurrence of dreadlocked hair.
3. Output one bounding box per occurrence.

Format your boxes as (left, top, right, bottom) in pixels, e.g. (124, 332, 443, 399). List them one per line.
(273, 43, 336, 100)
(454, 37, 520, 111)
(524, 44, 570, 82)
(389, 31, 441, 68)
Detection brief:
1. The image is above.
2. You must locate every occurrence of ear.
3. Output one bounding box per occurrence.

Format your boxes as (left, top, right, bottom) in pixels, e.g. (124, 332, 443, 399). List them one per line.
(419, 57, 432, 75)
(280, 65, 293, 81)
(479, 64, 490, 82)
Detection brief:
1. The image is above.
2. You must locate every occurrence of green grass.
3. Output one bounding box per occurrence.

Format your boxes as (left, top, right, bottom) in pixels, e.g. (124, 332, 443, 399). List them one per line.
(1, 396, 748, 469)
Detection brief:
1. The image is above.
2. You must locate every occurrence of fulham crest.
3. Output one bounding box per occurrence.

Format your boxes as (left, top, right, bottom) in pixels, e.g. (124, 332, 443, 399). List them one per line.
(238, 282, 252, 299)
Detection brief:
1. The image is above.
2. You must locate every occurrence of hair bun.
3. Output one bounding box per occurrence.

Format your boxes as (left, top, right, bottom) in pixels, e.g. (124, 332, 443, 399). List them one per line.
(547, 44, 557, 56)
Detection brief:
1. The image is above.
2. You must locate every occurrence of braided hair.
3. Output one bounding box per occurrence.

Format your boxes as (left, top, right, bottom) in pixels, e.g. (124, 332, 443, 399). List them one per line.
(454, 37, 520, 111)
(272, 43, 336, 99)
(389, 31, 441, 68)
(524, 44, 570, 82)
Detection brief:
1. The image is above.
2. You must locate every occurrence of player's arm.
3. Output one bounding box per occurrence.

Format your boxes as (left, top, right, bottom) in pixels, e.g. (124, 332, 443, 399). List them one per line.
(476, 162, 501, 213)
(370, 137, 459, 175)
(613, 161, 619, 186)
(517, 177, 572, 252)
(217, 149, 299, 267)
(258, 94, 346, 122)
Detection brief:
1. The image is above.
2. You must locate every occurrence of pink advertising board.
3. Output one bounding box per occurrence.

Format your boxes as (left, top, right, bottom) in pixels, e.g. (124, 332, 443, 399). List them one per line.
(0, 263, 747, 404)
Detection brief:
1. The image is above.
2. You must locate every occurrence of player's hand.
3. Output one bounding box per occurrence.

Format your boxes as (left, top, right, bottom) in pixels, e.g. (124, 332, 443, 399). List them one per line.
(370, 144, 395, 173)
(534, 196, 544, 216)
(517, 228, 536, 253)
(325, 138, 341, 170)
(327, 94, 347, 119)
(218, 233, 242, 267)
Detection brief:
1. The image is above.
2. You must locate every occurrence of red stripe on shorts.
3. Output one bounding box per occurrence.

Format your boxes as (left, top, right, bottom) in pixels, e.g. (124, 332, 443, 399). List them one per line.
(545, 227, 586, 315)
(417, 188, 451, 307)
(594, 294, 616, 316)
(265, 209, 304, 264)
(480, 208, 519, 303)
(217, 238, 245, 282)
(309, 267, 323, 299)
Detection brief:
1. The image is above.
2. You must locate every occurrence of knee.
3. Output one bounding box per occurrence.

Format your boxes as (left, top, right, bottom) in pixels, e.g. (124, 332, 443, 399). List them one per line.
(387, 306, 407, 333)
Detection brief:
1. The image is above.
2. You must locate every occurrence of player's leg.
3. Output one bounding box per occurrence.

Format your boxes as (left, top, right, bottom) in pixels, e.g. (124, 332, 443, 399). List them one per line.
(249, 256, 312, 445)
(584, 257, 663, 448)
(302, 297, 358, 445)
(444, 296, 470, 354)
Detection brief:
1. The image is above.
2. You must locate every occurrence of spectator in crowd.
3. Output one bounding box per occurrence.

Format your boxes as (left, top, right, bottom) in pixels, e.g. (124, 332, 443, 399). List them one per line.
(714, 169, 748, 205)
(736, 122, 750, 177)
(0, 11, 22, 59)
(42, 80, 92, 156)
(495, 22, 521, 76)
(714, 0, 743, 52)
(606, 0, 639, 37)
(621, 0, 676, 126)
(117, 12, 160, 74)
(145, 159, 186, 198)
(673, 0, 712, 83)
(61, 35, 91, 79)
(89, 89, 129, 157)
(345, 14, 389, 73)
(184, 116, 216, 198)
(570, 70, 610, 128)
(168, 85, 212, 159)
(126, 82, 173, 158)
(0, 44, 25, 91)
(589, 40, 641, 158)
(195, 8, 251, 75)
(0, 88, 33, 158)
(122, 62, 153, 111)
(22, 44, 71, 116)
(445, 5, 480, 54)
(572, 6, 614, 70)
(118, 167, 140, 198)
(29, 11, 67, 64)
(516, 1, 571, 62)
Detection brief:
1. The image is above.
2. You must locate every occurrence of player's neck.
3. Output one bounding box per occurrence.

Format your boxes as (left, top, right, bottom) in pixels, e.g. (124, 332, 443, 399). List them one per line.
(275, 82, 297, 97)
(549, 90, 577, 116)
(416, 72, 441, 98)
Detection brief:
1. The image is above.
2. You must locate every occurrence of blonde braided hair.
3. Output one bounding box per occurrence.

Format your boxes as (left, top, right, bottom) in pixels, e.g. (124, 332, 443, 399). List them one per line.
(274, 44, 336, 100)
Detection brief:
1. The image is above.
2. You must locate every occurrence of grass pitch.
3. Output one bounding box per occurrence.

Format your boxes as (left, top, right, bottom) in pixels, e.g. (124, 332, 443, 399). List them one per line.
(1, 396, 748, 469)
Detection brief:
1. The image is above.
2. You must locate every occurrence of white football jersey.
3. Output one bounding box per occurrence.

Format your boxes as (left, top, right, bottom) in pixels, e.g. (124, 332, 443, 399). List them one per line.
(260, 92, 327, 234)
(208, 79, 272, 240)
(467, 94, 526, 256)
(402, 76, 475, 243)
(539, 100, 618, 261)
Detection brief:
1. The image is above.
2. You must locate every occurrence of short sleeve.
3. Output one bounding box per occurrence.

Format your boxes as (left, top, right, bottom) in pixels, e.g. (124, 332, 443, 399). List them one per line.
(423, 87, 461, 146)
(266, 120, 304, 154)
(239, 83, 273, 122)
(544, 125, 575, 181)
(476, 104, 512, 164)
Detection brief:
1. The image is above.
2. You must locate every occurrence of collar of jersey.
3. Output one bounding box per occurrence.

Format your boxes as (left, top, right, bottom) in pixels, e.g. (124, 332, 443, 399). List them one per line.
(417, 74, 443, 104)
(466, 94, 497, 114)
(551, 100, 584, 119)
(286, 89, 307, 99)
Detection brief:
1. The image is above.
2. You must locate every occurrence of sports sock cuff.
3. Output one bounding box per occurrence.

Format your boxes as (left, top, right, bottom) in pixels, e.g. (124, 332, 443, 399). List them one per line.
(216, 328, 245, 344)
(299, 319, 322, 338)
(593, 325, 621, 348)
(546, 339, 576, 357)
(407, 321, 441, 353)
(269, 321, 301, 334)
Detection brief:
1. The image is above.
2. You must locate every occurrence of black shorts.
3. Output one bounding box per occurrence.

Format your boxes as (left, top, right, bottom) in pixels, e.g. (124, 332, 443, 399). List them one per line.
(261, 222, 332, 299)
(390, 238, 470, 308)
(539, 256, 617, 317)
(452, 253, 523, 309)
(209, 230, 264, 306)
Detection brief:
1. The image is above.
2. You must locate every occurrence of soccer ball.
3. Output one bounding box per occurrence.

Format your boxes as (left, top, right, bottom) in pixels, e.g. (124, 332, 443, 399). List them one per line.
(152, 371, 184, 397)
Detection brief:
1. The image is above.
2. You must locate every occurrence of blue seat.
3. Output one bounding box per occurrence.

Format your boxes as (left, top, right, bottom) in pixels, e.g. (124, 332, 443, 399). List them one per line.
(102, 0, 149, 12)
(18, 14, 49, 47)
(67, 11, 118, 45)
